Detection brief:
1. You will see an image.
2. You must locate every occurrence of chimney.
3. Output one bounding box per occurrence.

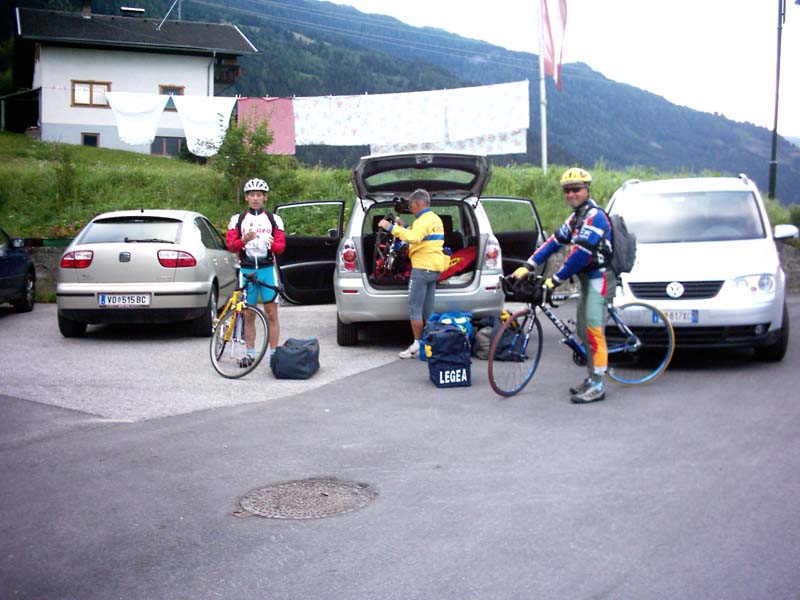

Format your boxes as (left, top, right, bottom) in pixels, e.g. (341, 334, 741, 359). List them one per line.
(81, 1, 91, 18)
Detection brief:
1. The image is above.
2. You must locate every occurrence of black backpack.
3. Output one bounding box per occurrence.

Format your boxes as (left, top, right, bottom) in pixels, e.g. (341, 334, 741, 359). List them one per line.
(596, 209, 636, 275)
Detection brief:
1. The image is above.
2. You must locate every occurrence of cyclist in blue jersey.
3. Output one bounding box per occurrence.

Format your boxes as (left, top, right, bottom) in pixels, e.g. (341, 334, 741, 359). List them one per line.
(512, 168, 616, 404)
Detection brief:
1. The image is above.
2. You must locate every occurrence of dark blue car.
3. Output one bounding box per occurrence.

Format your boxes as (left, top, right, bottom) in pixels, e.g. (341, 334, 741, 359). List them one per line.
(0, 226, 36, 312)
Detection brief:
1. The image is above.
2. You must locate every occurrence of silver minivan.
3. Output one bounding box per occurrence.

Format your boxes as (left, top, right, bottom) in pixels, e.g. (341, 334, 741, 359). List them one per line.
(329, 152, 546, 346)
(607, 174, 798, 361)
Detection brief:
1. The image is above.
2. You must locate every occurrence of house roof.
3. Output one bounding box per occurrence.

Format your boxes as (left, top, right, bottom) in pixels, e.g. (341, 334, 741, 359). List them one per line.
(15, 7, 257, 56)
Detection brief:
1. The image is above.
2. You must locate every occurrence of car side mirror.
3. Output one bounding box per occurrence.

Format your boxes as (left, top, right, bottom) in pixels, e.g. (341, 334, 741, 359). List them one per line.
(774, 224, 799, 240)
(327, 228, 338, 238)
(12, 238, 25, 249)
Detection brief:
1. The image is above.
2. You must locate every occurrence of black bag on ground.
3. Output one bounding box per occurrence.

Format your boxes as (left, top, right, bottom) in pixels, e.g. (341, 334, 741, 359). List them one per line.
(424, 323, 471, 388)
(490, 318, 526, 362)
(270, 338, 320, 379)
(471, 314, 501, 360)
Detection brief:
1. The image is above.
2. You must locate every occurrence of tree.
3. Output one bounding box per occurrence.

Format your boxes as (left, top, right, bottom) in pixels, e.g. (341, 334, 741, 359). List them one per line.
(208, 114, 274, 202)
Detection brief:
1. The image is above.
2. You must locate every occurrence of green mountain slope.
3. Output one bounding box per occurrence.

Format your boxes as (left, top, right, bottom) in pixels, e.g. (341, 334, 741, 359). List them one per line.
(2, 0, 799, 204)
(200, 0, 800, 203)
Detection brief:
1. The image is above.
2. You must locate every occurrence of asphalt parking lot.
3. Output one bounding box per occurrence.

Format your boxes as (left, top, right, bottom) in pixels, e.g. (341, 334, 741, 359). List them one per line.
(1, 298, 799, 599)
(0, 303, 407, 421)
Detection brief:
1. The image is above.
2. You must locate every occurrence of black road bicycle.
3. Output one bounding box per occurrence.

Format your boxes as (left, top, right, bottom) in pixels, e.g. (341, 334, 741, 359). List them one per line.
(488, 274, 675, 397)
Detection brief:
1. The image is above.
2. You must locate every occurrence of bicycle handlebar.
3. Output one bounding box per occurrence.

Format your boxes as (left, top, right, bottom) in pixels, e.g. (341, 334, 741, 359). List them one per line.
(500, 274, 560, 308)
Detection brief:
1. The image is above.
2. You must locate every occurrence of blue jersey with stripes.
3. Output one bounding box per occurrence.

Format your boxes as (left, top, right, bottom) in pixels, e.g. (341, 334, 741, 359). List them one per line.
(531, 198, 613, 281)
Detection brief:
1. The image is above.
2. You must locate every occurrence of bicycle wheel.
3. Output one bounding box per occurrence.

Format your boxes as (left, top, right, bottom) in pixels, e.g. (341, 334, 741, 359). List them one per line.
(605, 301, 675, 385)
(487, 308, 544, 397)
(210, 306, 270, 378)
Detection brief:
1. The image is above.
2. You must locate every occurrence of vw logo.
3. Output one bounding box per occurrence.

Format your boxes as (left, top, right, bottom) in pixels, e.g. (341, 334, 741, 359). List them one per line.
(666, 281, 684, 298)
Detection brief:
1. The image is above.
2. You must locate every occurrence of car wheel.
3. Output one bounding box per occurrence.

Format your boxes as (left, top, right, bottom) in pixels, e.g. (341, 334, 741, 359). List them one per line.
(754, 302, 789, 362)
(12, 272, 35, 313)
(190, 287, 217, 337)
(58, 312, 87, 338)
(337, 314, 359, 346)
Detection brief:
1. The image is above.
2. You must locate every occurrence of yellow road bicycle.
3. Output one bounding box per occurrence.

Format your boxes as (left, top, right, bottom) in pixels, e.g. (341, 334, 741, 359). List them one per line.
(210, 271, 298, 378)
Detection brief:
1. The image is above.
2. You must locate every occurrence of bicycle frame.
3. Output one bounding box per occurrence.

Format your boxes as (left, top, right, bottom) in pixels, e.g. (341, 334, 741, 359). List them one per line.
(534, 302, 585, 357)
(216, 272, 294, 319)
(536, 301, 644, 360)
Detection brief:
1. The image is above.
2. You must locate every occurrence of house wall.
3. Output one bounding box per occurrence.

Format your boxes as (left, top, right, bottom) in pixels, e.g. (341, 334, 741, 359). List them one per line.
(36, 46, 212, 152)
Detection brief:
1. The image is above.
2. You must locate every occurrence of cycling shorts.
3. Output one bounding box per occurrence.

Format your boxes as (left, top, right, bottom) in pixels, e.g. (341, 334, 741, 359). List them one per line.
(240, 266, 278, 304)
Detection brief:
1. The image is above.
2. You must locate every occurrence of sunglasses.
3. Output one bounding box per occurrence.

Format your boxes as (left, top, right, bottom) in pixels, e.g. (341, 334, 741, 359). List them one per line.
(563, 186, 586, 194)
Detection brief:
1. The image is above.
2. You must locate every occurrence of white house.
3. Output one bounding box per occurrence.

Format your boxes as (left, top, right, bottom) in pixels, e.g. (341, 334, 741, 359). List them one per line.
(8, 5, 256, 155)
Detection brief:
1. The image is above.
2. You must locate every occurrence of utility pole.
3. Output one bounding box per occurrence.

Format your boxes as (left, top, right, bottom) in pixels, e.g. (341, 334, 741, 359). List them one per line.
(538, 0, 548, 174)
(768, 0, 798, 199)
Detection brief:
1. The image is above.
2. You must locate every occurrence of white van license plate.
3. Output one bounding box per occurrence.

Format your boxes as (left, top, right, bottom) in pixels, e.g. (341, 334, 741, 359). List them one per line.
(99, 293, 151, 307)
(658, 310, 698, 324)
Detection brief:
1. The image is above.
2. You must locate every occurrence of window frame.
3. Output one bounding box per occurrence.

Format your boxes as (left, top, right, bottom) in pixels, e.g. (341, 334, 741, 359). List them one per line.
(159, 84, 185, 111)
(71, 80, 111, 108)
(150, 136, 186, 157)
(81, 132, 100, 147)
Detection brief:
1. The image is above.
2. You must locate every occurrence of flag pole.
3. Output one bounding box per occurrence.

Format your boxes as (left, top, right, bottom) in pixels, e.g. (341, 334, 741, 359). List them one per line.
(538, 0, 548, 173)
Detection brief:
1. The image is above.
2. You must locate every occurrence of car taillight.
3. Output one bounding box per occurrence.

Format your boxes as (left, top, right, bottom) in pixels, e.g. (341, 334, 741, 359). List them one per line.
(158, 250, 197, 268)
(484, 236, 502, 270)
(60, 250, 94, 269)
(339, 239, 359, 272)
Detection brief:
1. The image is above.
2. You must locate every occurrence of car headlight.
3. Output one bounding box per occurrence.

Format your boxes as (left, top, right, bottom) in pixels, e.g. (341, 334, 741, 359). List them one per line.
(733, 274, 775, 295)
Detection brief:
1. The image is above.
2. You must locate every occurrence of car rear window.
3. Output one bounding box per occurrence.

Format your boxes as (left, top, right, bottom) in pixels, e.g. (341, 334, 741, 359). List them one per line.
(77, 217, 182, 244)
(364, 167, 477, 192)
(613, 190, 766, 243)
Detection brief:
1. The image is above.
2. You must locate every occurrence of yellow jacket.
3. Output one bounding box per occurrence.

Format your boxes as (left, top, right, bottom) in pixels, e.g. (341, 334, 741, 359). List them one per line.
(389, 209, 449, 272)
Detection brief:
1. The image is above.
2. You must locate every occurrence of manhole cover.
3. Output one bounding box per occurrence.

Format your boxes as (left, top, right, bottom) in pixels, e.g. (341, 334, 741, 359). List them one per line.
(235, 477, 377, 519)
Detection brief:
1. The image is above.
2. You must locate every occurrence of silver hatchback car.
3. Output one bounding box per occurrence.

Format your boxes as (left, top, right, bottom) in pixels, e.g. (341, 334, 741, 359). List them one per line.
(56, 209, 237, 337)
(607, 174, 798, 361)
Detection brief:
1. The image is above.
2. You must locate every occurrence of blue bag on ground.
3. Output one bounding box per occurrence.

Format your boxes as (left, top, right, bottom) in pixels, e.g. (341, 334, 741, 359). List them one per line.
(270, 337, 320, 379)
(419, 311, 473, 362)
(424, 323, 471, 388)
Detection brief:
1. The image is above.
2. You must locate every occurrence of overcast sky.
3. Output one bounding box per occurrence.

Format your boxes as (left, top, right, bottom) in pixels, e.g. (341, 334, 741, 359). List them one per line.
(328, 0, 800, 139)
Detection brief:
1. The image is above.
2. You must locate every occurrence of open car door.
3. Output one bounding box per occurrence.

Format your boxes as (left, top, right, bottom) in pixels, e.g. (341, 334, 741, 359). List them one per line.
(480, 196, 549, 277)
(274, 200, 345, 304)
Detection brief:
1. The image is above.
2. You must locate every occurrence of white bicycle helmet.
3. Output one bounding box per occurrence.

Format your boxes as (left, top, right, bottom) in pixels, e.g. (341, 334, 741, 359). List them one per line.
(243, 178, 269, 193)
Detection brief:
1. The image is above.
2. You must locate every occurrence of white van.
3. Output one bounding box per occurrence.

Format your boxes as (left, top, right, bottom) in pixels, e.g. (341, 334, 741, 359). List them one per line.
(607, 174, 798, 361)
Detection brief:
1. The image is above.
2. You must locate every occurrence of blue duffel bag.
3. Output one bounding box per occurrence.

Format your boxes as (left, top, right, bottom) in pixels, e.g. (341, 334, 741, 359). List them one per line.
(424, 323, 471, 388)
(419, 311, 473, 362)
(270, 338, 320, 379)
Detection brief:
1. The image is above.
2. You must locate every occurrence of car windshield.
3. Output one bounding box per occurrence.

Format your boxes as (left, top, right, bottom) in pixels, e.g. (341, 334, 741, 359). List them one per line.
(612, 190, 766, 243)
(77, 217, 182, 244)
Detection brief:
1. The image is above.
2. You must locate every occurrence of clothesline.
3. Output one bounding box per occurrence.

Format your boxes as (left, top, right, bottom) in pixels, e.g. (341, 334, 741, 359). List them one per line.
(104, 80, 530, 157)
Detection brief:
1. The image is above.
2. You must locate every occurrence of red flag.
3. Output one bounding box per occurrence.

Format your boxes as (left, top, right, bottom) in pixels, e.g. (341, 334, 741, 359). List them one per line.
(541, 0, 568, 90)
